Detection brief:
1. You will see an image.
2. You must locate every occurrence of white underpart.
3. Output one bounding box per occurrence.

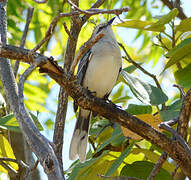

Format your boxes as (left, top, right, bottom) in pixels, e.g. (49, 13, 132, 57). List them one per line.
(83, 41, 121, 98)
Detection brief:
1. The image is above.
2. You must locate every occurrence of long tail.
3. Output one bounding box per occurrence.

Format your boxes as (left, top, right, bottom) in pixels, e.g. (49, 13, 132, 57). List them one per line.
(69, 108, 91, 162)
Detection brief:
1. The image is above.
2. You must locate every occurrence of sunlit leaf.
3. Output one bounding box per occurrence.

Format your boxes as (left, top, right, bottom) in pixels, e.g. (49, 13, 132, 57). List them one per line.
(146, 8, 178, 31)
(68, 151, 119, 180)
(95, 125, 123, 153)
(126, 104, 152, 115)
(161, 37, 172, 50)
(116, 9, 178, 32)
(174, 63, 191, 88)
(121, 70, 168, 105)
(131, 148, 175, 172)
(164, 38, 191, 70)
(0, 135, 18, 173)
(176, 17, 191, 32)
(105, 142, 134, 176)
(121, 114, 162, 140)
(44, 119, 54, 130)
(0, 113, 43, 132)
(123, 64, 139, 74)
(90, 121, 113, 145)
(116, 19, 164, 32)
(160, 99, 182, 121)
(120, 161, 171, 180)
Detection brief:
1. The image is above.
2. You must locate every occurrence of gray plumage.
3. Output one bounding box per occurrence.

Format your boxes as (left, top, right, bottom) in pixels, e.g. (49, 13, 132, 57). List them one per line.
(69, 17, 122, 162)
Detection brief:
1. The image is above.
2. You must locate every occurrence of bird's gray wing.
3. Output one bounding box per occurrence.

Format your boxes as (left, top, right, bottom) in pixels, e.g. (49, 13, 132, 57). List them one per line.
(73, 49, 92, 112)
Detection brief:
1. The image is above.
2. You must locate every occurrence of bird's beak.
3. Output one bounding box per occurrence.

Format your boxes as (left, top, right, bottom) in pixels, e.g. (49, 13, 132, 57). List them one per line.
(107, 17, 116, 25)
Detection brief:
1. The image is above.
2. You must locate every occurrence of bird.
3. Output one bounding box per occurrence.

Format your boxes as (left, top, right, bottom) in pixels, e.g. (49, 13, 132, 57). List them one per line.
(69, 17, 122, 162)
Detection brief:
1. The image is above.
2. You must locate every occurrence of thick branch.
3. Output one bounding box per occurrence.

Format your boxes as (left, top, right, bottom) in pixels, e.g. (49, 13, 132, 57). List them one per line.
(177, 89, 191, 140)
(1, 45, 191, 176)
(0, 1, 63, 179)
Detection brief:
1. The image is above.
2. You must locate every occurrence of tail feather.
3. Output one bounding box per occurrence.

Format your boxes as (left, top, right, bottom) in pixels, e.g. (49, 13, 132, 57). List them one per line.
(69, 109, 91, 162)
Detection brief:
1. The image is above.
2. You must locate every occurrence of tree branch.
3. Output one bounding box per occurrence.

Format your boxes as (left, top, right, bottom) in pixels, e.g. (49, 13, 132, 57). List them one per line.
(118, 43, 162, 91)
(14, 7, 34, 77)
(1, 44, 191, 176)
(161, 0, 187, 20)
(148, 152, 168, 180)
(53, 0, 80, 173)
(177, 89, 191, 140)
(67, 0, 129, 16)
(0, 1, 63, 179)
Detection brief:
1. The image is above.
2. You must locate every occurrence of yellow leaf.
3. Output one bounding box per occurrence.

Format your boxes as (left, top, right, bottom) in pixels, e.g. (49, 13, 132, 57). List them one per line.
(0, 135, 18, 173)
(76, 154, 119, 180)
(121, 114, 162, 140)
(132, 148, 176, 172)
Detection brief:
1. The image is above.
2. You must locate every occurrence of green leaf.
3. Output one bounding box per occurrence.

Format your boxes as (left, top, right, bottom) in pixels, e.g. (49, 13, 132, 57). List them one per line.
(160, 99, 182, 121)
(0, 113, 43, 132)
(116, 9, 178, 32)
(160, 110, 179, 122)
(164, 38, 191, 70)
(33, 11, 42, 43)
(126, 104, 152, 115)
(174, 63, 191, 88)
(68, 150, 113, 180)
(105, 142, 134, 177)
(146, 8, 178, 31)
(44, 119, 54, 130)
(123, 65, 139, 74)
(120, 161, 171, 180)
(121, 70, 168, 105)
(176, 17, 191, 32)
(131, 148, 175, 172)
(0, 135, 18, 173)
(116, 19, 164, 32)
(95, 125, 123, 154)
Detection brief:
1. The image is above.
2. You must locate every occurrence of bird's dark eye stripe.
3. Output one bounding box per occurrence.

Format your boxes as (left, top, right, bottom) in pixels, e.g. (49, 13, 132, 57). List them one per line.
(96, 25, 106, 34)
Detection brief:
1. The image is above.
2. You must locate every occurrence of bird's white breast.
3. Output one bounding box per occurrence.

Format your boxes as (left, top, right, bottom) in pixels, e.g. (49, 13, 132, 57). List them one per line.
(83, 41, 121, 98)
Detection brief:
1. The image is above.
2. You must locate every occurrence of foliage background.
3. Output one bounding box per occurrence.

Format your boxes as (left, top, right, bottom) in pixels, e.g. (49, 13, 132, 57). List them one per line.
(0, 0, 191, 179)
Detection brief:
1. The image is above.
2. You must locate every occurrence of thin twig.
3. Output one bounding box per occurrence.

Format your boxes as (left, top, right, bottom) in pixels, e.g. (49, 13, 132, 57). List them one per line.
(70, 31, 104, 73)
(14, 7, 34, 77)
(29, 6, 128, 54)
(0, 157, 28, 168)
(63, 22, 72, 39)
(173, 84, 185, 99)
(81, 0, 106, 24)
(159, 122, 191, 157)
(119, 42, 166, 110)
(2, 42, 191, 175)
(171, 165, 179, 180)
(25, 160, 39, 179)
(0, 161, 18, 178)
(157, 34, 170, 51)
(67, 0, 129, 16)
(118, 43, 162, 91)
(32, 0, 48, 3)
(148, 152, 167, 180)
(162, 118, 178, 126)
